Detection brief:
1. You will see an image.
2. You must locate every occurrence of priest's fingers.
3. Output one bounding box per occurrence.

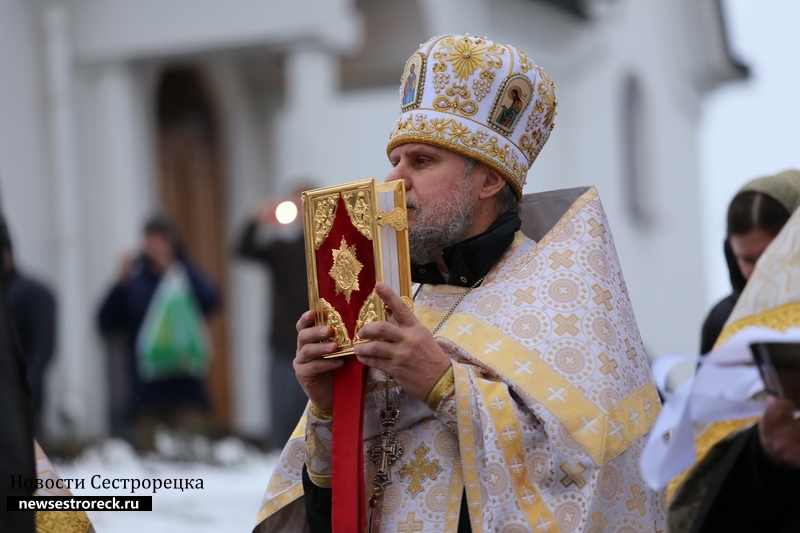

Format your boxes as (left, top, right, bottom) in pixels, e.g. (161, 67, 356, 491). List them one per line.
(296, 310, 316, 335)
(297, 339, 340, 362)
(375, 282, 416, 327)
(294, 355, 344, 376)
(356, 346, 444, 402)
(356, 320, 404, 344)
(297, 322, 338, 359)
(354, 339, 396, 361)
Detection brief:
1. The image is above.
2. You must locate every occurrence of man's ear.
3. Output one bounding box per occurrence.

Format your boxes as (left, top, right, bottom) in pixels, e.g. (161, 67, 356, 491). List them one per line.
(477, 167, 507, 201)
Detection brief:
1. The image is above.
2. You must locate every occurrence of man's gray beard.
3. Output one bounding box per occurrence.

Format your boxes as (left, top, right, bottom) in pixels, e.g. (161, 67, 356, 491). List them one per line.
(407, 186, 475, 265)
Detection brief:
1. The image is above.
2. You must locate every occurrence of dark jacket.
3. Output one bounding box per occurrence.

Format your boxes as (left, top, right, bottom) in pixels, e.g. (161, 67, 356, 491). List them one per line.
(0, 272, 36, 532)
(237, 221, 308, 356)
(6, 269, 56, 417)
(97, 254, 219, 412)
(700, 240, 747, 354)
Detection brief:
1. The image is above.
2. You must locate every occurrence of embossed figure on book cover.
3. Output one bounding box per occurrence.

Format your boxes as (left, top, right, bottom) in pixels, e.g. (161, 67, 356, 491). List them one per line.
(302, 179, 412, 357)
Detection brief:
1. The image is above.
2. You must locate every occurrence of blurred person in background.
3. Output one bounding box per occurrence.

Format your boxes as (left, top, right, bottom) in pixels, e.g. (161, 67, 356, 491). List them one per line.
(0, 220, 36, 531)
(0, 217, 56, 438)
(237, 183, 310, 450)
(700, 170, 800, 354)
(97, 214, 219, 452)
(0, 216, 93, 532)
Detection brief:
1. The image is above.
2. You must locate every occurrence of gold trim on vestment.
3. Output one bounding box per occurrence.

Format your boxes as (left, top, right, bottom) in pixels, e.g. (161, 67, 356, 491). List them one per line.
(475, 377, 558, 529)
(443, 453, 465, 533)
(453, 364, 485, 533)
(33, 441, 93, 533)
(257, 483, 305, 524)
(425, 366, 455, 410)
(307, 472, 332, 489)
(256, 416, 309, 523)
(714, 301, 800, 348)
(309, 404, 333, 421)
(436, 311, 660, 466)
(35, 507, 93, 533)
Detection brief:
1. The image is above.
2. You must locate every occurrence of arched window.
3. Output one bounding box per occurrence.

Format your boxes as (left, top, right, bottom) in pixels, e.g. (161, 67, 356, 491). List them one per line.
(621, 74, 651, 226)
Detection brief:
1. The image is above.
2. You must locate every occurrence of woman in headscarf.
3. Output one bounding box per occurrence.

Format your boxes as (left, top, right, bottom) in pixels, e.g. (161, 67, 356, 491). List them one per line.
(700, 170, 800, 354)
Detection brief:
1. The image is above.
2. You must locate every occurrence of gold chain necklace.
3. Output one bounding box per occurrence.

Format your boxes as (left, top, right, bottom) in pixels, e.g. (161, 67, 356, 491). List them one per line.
(429, 275, 487, 335)
(365, 275, 486, 532)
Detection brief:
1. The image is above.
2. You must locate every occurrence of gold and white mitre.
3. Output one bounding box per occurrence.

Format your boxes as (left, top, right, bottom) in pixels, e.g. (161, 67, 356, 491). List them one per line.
(255, 187, 666, 533)
(387, 34, 557, 199)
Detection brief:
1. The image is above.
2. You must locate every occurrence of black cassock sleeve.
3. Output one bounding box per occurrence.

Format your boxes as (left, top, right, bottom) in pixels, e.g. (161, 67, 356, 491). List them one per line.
(302, 465, 332, 533)
(0, 278, 36, 532)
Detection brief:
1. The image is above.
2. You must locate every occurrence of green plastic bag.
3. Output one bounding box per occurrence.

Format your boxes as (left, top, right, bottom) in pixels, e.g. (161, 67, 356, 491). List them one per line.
(136, 266, 211, 381)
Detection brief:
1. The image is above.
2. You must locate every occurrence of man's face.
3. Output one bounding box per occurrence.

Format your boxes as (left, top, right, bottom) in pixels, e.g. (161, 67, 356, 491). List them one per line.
(386, 143, 478, 263)
(143, 232, 174, 272)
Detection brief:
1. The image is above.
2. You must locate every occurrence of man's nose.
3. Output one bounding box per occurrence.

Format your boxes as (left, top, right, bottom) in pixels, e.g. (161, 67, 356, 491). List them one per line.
(384, 166, 409, 191)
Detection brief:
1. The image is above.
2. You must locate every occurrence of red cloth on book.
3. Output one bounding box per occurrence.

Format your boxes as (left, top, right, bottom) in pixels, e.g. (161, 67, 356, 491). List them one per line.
(315, 195, 375, 532)
(332, 358, 368, 533)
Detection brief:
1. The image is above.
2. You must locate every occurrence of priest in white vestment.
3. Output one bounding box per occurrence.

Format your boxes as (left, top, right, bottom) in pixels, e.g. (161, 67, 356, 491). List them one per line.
(255, 34, 665, 533)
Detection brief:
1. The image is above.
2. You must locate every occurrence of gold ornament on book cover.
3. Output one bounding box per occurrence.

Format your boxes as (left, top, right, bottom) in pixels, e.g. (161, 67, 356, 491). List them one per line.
(302, 179, 412, 357)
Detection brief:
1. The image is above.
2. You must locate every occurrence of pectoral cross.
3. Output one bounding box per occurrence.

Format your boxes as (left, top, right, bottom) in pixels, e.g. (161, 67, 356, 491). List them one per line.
(369, 429, 403, 488)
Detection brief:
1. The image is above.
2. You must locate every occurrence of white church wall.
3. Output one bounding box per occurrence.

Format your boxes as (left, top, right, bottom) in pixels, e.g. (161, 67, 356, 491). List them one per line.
(318, 87, 400, 186)
(608, 0, 707, 359)
(67, 60, 160, 440)
(482, 0, 709, 359)
(0, 0, 54, 282)
(39, 2, 106, 440)
(71, 0, 363, 63)
(207, 59, 273, 439)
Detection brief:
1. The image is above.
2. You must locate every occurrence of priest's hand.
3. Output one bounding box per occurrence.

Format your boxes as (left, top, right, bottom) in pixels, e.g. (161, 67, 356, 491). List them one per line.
(758, 396, 800, 469)
(354, 282, 451, 404)
(294, 310, 345, 411)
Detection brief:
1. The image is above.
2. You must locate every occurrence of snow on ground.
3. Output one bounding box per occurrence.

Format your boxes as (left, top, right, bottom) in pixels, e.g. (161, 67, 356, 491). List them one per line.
(53, 437, 279, 533)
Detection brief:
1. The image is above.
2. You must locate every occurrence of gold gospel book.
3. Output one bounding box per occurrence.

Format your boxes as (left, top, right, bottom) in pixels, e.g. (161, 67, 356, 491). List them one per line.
(302, 179, 412, 358)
